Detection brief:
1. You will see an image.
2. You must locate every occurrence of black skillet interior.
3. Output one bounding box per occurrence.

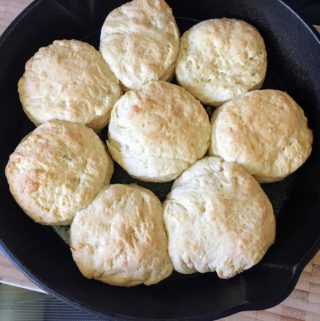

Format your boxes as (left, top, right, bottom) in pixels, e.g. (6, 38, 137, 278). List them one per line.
(0, 0, 320, 320)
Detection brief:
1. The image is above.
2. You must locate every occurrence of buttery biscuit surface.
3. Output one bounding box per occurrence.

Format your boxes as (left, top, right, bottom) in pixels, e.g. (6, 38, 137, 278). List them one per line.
(5, 120, 113, 225)
(18, 39, 122, 130)
(176, 18, 267, 106)
(209, 90, 313, 182)
(71, 184, 172, 286)
(164, 157, 275, 278)
(107, 81, 211, 182)
(100, 0, 179, 90)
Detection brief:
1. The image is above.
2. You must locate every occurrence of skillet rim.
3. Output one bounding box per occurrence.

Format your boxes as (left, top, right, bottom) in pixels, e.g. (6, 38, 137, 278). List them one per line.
(0, 0, 320, 320)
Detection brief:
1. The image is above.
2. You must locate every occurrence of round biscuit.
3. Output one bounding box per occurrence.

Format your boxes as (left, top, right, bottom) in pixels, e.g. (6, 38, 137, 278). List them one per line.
(163, 156, 276, 278)
(107, 81, 211, 182)
(175, 18, 267, 106)
(70, 184, 173, 286)
(5, 120, 113, 225)
(18, 40, 122, 131)
(100, 0, 179, 90)
(209, 90, 313, 182)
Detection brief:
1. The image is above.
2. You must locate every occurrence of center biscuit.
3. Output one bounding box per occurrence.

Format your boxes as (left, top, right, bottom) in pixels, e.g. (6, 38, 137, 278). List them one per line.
(107, 81, 211, 182)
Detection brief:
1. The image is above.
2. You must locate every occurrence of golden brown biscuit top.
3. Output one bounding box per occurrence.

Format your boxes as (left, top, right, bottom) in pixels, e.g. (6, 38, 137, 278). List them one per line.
(18, 39, 121, 130)
(100, 0, 179, 90)
(176, 18, 267, 106)
(210, 90, 313, 182)
(70, 184, 172, 286)
(107, 81, 211, 182)
(164, 156, 275, 278)
(6, 120, 113, 225)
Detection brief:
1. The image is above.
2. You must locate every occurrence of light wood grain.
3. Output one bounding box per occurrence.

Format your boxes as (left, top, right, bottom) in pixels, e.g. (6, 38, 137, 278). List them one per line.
(0, 1, 319, 320)
(0, 250, 45, 292)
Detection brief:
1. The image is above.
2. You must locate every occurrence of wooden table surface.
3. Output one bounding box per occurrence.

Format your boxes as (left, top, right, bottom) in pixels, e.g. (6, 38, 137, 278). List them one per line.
(1, 1, 320, 320)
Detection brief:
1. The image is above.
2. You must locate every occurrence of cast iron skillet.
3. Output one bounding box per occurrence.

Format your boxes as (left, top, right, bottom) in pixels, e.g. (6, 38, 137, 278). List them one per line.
(0, 0, 320, 320)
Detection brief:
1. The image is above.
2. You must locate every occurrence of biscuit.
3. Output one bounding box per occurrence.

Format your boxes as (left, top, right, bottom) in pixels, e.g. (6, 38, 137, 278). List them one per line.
(163, 156, 275, 278)
(100, 0, 179, 90)
(5, 120, 113, 225)
(18, 40, 122, 131)
(175, 18, 267, 106)
(70, 184, 172, 286)
(107, 81, 211, 182)
(209, 90, 313, 182)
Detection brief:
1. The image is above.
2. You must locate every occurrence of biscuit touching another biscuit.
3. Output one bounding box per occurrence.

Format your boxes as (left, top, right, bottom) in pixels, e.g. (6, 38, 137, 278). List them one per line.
(107, 81, 211, 182)
(70, 184, 172, 286)
(100, 0, 179, 90)
(163, 156, 276, 279)
(5, 120, 114, 225)
(18, 40, 122, 131)
(209, 90, 313, 182)
(176, 18, 267, 106)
